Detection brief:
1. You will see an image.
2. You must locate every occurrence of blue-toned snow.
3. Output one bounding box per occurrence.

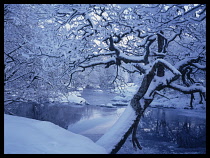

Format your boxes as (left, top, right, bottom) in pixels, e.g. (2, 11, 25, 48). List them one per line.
(4, 83, 206, 154)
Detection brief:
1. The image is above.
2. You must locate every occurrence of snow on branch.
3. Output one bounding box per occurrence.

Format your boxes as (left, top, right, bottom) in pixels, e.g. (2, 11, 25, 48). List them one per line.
(87, 51, 116, 58)
(168, 82, 206, 97)
(192, 63, 206, 70)
(119, 53, 145, 64)
(138, 59, 181, 102)
(149, 59, 181, 76)
(79, 57, 116, 68)
(157, 4, 204, 29)
(174, 56, 202, 71)
(96, 105, 137, 154)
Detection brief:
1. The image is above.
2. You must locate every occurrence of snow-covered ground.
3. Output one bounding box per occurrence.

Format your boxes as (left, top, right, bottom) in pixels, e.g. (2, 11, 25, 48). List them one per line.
(4, 114, 107, 154)
(47, 82, 206, 110)
(4, 84, 206, 154)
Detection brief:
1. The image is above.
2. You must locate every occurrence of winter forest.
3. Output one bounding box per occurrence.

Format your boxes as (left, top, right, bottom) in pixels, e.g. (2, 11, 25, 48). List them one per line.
(4, 4, 206, 154)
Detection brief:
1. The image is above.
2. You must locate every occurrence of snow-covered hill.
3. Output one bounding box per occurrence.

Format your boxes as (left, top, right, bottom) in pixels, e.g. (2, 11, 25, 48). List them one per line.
(4, 114, 107, 154)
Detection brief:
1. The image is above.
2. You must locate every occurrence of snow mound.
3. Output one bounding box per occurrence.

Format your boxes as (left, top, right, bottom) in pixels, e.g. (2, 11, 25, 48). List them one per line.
(49, 91, 89, 105)
(112, 96, 131, 102)
(4, 114, 107, 154)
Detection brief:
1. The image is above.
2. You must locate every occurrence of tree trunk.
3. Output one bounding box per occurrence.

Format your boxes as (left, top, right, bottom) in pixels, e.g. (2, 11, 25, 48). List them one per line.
(157, 30, 166, 77)
(96, 69, 156, 154)
(96, 104, 137, 154)
(96, 31, 183, 154)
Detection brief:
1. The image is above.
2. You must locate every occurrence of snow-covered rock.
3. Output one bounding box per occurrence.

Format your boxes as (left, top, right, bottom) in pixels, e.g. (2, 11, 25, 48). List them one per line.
(49, 92, 89, 105)
(96, 103, 116, 108)
(112, 96, 131, 102)
(76, 87, 84, 91)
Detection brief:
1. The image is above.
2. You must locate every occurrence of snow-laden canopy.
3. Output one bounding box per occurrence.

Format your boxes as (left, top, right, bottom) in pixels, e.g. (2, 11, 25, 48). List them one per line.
(4, 4, 206, 154)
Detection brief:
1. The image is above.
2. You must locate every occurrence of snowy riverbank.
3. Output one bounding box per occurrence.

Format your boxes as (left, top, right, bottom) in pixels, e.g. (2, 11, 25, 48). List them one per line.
(4, 85, 206, 154)
(4, 114, 107, 154)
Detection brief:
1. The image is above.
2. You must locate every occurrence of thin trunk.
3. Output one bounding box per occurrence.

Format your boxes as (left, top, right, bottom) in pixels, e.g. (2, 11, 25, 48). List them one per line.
(157, 30, 166, 77)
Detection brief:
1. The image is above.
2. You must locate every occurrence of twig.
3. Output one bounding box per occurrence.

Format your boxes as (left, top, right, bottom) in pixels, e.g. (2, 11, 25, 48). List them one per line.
(154, 90, 170, 100)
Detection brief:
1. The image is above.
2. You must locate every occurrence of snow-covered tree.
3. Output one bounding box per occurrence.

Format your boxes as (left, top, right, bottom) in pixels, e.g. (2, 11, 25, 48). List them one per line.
(4, 4, 206, 153)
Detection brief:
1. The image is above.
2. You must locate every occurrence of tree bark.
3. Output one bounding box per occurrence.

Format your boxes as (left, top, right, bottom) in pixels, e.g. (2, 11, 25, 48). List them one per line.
(96, 104, 137, 154)
(157, 30, 166, 77)
(96, 68, 156, 154)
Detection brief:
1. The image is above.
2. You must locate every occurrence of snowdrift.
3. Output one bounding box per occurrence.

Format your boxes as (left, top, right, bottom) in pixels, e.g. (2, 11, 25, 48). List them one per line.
(4, 114, 107, 154)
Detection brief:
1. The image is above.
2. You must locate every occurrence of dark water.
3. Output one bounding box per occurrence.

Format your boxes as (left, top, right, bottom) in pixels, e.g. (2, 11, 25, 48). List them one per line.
(118, 107, 206, 154)
(5, 89, 206, 154)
